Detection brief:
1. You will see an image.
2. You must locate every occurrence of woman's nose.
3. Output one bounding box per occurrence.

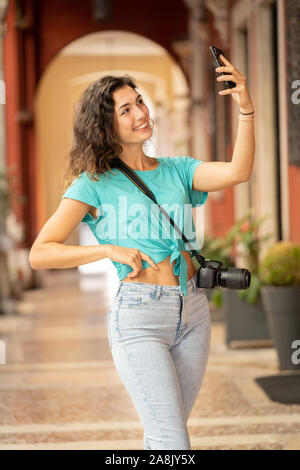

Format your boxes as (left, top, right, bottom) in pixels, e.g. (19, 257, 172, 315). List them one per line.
(133, 106, 146, 119)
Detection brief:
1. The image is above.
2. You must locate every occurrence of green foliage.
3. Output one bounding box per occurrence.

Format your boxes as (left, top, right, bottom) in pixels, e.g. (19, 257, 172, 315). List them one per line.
(211, 287, 223, 308)
(201, 236, 235, 268)
(224, 209, 272, 305)
(0, 165, 27, 220)
(259, 241, 300, 286)
(224, 209, 272, 273)
(0, 169, 10, 218)
(238, 273, 261, 305)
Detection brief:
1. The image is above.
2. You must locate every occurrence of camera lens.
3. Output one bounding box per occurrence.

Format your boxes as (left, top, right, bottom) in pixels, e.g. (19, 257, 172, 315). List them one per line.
(217, 268, 251, 290)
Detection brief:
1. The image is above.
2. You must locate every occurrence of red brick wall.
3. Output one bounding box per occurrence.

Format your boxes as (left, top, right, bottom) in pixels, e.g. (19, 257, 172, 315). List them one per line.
(35, 0, 189, 78)
(289, 166, 300, 243)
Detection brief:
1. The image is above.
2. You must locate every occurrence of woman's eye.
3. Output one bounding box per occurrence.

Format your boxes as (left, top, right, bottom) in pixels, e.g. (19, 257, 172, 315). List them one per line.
(122, 99, 143, 115)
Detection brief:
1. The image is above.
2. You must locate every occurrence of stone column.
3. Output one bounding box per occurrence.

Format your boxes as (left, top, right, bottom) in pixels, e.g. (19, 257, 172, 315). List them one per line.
(183, 0, 211, 236)
(184, 0, 209, 157)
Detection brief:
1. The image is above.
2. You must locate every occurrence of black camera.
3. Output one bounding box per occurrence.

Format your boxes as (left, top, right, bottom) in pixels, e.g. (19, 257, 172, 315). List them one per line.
(197, 259, 251, 290)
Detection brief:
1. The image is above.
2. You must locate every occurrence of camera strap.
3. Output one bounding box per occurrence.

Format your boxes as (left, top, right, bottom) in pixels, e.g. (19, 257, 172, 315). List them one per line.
(111, 157, 206, 268)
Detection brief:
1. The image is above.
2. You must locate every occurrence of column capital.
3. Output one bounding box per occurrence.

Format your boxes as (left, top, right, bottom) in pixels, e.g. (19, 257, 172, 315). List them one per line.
(171, 39, 191, 76)
(205, 0, 229, 44)
(183, 0, 202, 10)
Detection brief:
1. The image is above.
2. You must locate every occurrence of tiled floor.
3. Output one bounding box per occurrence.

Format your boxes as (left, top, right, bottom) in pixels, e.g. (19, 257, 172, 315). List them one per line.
(0, 269, 300, 450)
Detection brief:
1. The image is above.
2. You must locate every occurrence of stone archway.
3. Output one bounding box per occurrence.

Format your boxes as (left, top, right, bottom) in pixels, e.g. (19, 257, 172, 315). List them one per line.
(34, 30, 190, 279)
(35, 31, 189, 225)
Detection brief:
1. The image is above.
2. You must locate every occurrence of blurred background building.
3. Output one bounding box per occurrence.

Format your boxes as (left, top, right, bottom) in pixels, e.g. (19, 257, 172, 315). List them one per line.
(0, 0, 299, 306)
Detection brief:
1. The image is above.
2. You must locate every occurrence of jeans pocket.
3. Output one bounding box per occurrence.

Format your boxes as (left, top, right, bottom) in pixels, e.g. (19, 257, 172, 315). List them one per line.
(119, 292, 155, 308)
(120, 294, 143, 307)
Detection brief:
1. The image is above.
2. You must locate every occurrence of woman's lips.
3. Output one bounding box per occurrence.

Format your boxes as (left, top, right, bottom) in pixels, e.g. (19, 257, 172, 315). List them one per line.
(133, 122, 149, 131)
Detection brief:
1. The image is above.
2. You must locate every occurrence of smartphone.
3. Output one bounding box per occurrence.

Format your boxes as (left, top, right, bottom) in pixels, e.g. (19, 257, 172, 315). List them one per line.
(209, 45, 236, 89)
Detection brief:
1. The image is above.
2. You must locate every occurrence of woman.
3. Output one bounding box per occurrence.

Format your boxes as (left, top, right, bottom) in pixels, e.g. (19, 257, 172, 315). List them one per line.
(29, 54, 255, 450)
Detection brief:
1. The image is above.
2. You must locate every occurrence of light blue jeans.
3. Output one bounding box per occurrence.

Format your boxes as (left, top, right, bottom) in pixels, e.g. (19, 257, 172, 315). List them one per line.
(107, 271, 211, 450)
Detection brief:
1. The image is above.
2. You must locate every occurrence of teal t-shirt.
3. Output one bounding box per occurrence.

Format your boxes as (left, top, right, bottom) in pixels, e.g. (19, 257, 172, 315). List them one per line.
(61, 156, 207, 295)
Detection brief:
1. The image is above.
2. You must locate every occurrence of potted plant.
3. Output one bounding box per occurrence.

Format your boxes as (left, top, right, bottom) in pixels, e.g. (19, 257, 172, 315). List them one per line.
(0, 168, 14, 314)
(221, 209, 273, 347)
(0, 166, 26, 314)
(260, 241, 300, 370)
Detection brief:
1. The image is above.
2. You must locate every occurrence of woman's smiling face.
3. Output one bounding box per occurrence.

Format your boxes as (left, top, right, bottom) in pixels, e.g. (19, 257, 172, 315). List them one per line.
(113, 85, 152, 145)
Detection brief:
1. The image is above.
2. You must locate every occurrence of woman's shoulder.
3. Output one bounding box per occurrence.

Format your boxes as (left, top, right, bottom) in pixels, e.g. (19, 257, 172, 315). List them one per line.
(156, 156, 181, 164)
(65, 171, 104, 194)
(79, 170, 106, 184)
(157, 156, 192, 167)
(157, 155, 192, 162)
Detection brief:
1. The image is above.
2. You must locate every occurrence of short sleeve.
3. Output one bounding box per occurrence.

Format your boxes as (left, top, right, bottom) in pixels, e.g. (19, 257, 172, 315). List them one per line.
(177, 156, 208, 208)
(61, 172, 101, 223)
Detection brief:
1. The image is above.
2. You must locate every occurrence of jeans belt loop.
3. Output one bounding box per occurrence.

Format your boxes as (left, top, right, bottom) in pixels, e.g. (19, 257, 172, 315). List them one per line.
(156, 285, 162, 301)
(116, 282, 123, 297)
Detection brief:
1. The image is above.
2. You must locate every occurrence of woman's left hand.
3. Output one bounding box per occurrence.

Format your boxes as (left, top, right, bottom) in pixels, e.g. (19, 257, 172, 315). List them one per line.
(216, 54, 254, 112)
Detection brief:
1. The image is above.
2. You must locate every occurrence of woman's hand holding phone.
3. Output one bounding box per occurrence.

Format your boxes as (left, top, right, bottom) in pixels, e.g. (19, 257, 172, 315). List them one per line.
(210, 47, 254, 113)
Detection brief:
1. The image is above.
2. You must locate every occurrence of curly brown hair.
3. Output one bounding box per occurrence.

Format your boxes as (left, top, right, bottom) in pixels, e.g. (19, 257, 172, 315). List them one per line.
(62, 74, 139, 192)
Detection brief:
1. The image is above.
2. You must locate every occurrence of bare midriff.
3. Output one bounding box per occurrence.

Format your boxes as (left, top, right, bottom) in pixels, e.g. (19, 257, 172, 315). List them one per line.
(122, 251, 197, 286)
